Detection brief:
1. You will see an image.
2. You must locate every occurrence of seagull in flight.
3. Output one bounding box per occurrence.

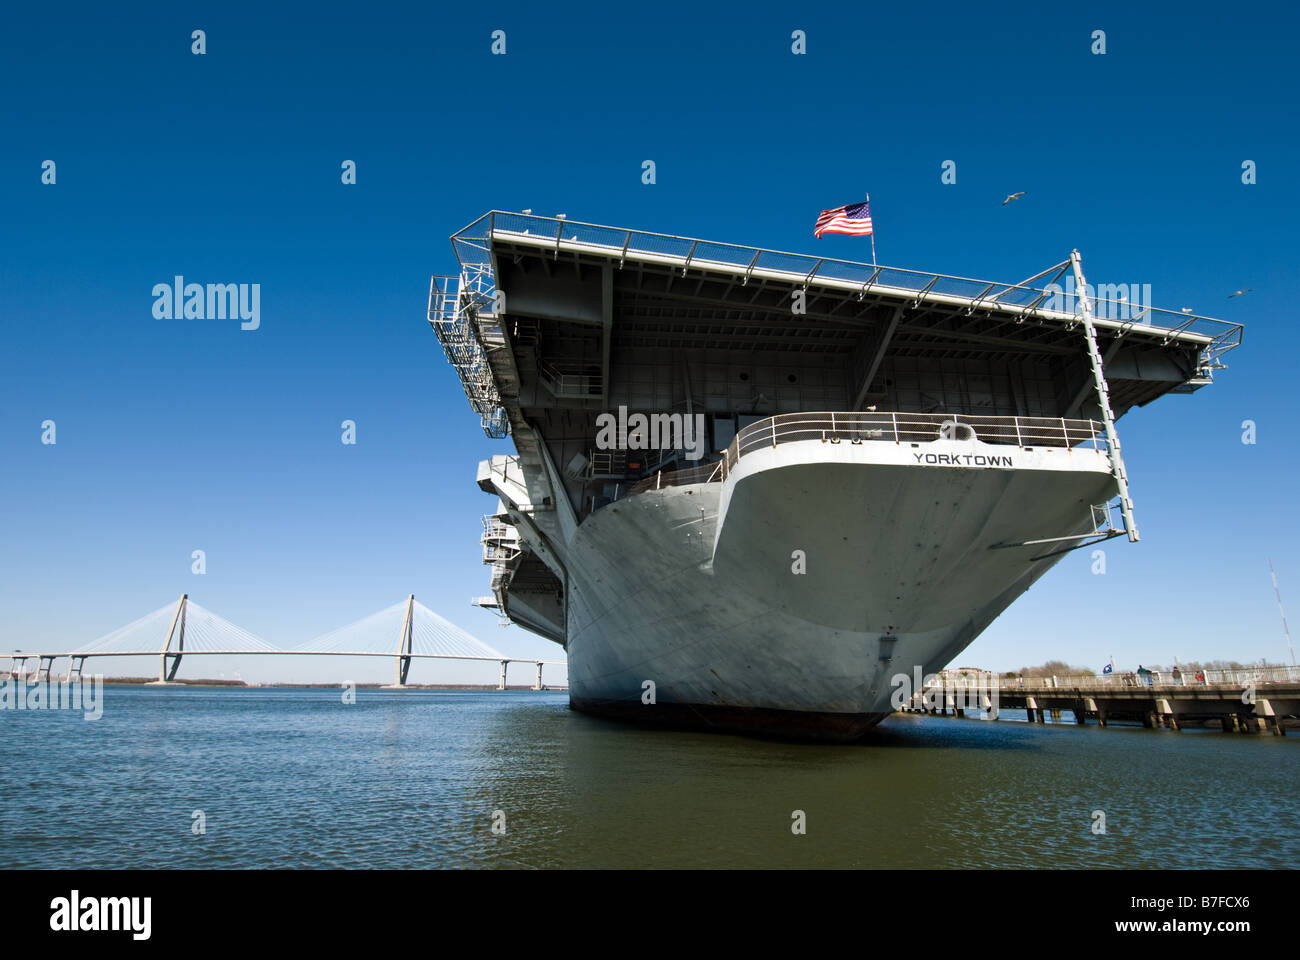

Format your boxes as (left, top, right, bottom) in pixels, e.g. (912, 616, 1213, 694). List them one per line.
(1181, 307, 1194, 314)
(1002, 192, 1026, 205)
(1228, 288, 1251, 298)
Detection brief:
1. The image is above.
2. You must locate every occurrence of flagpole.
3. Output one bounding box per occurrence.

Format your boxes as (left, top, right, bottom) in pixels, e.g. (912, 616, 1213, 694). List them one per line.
(867, 193, 876, 265)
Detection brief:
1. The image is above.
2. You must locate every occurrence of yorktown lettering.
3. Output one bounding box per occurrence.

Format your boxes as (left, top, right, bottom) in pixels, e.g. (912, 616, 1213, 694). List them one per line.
(152, 276, 260, 330)
(0, 675, 103, 720)
(49, 890, 151, 941)
(914, 452, 1012, 467)
(595, 405, 706, 461)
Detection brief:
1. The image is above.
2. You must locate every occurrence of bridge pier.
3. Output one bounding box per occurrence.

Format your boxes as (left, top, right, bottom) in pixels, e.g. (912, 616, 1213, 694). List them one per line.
(65, 656, 86, 683)
(534, 661, 543, 691)
(1256, 699, 1284, 736)
(498, 659, 508, 691)
(1156, 698, 1179, 731)
(981, 692, 997, 719)
(159, 652, 185, 683)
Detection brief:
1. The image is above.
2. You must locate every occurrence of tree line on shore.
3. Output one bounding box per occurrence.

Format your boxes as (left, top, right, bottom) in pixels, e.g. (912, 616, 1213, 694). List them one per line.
(1001, 659, 1267, 679)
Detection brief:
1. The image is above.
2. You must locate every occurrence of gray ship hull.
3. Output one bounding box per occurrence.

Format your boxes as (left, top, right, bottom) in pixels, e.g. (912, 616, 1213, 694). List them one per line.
(557, 438, 1115, 739)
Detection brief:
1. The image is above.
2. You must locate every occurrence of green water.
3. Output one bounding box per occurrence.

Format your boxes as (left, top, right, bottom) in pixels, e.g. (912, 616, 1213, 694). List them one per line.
(1, 686, 1293, 868)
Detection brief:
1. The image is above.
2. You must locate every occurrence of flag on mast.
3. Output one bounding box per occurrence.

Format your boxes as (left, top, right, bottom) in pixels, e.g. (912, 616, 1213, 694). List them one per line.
(814, 199, 873, 237)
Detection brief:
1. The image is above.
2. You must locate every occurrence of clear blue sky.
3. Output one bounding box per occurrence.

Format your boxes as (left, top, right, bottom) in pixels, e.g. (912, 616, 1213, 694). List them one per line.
(1, 1, 1297, 682)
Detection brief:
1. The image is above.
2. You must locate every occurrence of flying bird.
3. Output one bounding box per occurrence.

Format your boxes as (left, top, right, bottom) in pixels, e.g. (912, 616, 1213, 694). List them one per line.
(1228, 288, 1251, 298)
(521, 208, 532, 214)
(1002, 192, 1025, 205)
(1181, 307, 1194, 314)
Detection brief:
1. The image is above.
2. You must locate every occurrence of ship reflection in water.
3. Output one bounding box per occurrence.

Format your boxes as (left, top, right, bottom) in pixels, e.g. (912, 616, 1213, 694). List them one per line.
(0, 686, 1294, 869)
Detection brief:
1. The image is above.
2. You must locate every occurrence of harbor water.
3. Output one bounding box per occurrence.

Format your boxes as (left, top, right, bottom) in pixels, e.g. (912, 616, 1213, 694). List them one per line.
(1, 686, 1295, 869)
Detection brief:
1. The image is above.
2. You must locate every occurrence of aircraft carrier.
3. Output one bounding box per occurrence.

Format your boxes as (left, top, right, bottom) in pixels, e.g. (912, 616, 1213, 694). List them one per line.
(429, 211, 1243, 739)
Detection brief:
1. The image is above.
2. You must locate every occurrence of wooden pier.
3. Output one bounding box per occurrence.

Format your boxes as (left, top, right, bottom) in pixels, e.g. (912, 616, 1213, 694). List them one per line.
(902, 672, 1299, 735)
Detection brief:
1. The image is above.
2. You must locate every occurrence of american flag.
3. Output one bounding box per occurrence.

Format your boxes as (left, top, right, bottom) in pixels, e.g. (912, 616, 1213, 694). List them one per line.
(814, 199, 873, 237)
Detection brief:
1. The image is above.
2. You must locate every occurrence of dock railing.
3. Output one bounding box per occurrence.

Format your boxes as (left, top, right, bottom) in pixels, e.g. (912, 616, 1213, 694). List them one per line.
(946, 666, 1300, 692)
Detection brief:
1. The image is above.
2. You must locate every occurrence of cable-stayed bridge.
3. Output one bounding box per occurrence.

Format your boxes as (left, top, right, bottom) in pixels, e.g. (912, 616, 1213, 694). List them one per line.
(3, 595, 563, 690)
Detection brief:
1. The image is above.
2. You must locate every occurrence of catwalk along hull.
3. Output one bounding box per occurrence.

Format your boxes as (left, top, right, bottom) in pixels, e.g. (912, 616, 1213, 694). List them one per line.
(563, 437, 1116, 740)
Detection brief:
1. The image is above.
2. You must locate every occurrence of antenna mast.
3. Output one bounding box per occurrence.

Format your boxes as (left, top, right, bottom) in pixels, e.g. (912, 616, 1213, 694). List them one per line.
(1269, 558, 1295, 667)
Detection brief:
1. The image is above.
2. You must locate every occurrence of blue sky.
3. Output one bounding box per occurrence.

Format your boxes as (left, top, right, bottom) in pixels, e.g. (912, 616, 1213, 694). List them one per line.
(1, 1, 1297, 682)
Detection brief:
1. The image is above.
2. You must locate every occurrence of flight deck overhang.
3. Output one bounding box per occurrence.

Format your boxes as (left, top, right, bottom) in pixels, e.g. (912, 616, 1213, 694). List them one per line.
(448, 210, 1244, 371)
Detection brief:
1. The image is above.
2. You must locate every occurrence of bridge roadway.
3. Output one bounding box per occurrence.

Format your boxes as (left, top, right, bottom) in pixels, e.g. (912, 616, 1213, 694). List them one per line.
(3, 650, 565, 691)
(1, 594, 564, 690)
(906, 675, 1300, 735)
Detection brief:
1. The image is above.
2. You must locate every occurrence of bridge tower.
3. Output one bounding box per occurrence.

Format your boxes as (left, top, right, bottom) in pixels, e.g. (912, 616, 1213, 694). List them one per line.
(149, 594, 189, 685)
(383, 594, 416, 688)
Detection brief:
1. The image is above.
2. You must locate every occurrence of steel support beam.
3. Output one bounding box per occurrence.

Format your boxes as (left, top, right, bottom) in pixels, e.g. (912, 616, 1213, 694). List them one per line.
(853, 306, 903, 409)
(601, 264, 612, 405)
